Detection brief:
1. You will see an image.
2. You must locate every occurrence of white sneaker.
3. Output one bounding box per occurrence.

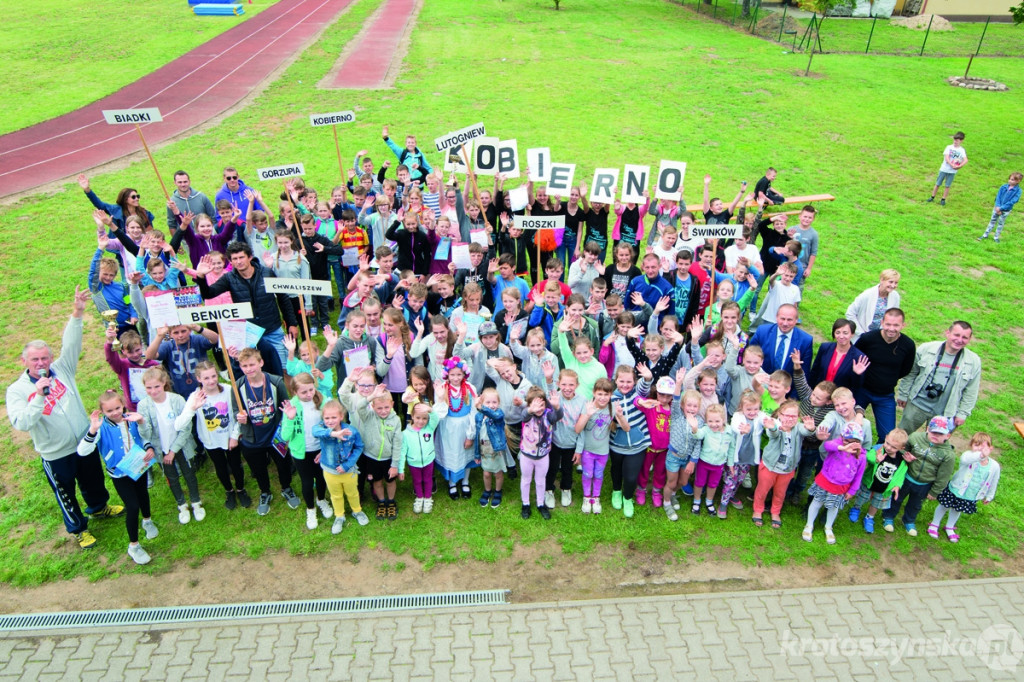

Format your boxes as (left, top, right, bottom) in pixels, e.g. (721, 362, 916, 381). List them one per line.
(127, 543, 151, 565)
(741, 472, 753, 489)
(142, 518, 159, 539)
(664, 500, 678, 521)
(671, 492, 680, 510)
(332, 516, 345, 534)
(191, 502, 206, 522)
(561, 490, 572, 507)
(353, 511, 370, 525)
(422, 499, 434, 514)
(581, 499, 592, 514)
(317, 499, 333, 519)
(413, 498, 424, 514)
(592, 498, 603, 514)
(544, 490, 555, 509)
(177, 504, 191, 524)
(306, 509, 318, 530)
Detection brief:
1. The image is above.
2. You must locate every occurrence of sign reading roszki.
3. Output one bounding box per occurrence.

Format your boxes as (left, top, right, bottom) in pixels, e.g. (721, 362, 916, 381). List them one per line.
(265, 278, 333, 296)
(178, 302, 253, 325)
(102, 108, 163, 124)
(691, 224, 742, 239)
(435, 123, 487, 152)
(513, 215, 566, 231)
(309, 111, 355, 127)
(256, 164, 305, 181)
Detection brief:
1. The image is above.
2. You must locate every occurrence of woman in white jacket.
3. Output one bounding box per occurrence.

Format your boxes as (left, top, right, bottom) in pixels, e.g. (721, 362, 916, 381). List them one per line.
(845, 269, 901, 342)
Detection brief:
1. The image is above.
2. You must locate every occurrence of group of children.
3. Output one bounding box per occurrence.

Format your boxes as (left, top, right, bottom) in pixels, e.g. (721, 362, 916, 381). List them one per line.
(76, 136, 1001, 566)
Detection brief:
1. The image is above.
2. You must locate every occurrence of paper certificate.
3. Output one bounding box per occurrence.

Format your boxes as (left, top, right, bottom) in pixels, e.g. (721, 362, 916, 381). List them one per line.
(127, 367, 146, 405)
(221, 320, 265, 350)
(108, 443, 156, 481)
(509, 187, 529, 212)
(435, 237, 451, 261)
(470, 229, 489, 248)
(462, 313, 484, 344)
(342, 248, 360, 267)
(144, 291, 179, 330)
(343, 346, 371, 373)
(221, 319, 247, 350)
(452, 242, 472, 270)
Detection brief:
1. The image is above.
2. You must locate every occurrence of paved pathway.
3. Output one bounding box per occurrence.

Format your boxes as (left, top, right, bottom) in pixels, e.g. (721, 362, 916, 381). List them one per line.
(325, 0, 421, 89)
(2, 578, 1023, 680)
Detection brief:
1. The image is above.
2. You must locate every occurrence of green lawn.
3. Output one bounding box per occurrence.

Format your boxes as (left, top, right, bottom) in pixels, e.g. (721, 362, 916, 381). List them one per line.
(0, 0, 279, 135)
(2, 0, 1023, 588)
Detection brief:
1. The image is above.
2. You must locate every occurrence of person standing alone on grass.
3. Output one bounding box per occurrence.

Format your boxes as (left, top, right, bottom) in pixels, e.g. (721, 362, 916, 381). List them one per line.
(927, 132, 967, 206)
(977, 172, 1022, 243)
(7, 287, 124, 550)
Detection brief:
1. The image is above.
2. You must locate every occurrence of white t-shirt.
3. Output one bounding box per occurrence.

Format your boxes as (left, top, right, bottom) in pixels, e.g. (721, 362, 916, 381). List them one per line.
(650, 243, 680, 274)
(675, 235, 705, 258)
(195, 385, 233, 451)
(724, 243, 761, 270)
(939, 144, 967, 173)
(762, 283, 802, 322)
(300, 400, 322, 451)
(153, 399, 177, 454)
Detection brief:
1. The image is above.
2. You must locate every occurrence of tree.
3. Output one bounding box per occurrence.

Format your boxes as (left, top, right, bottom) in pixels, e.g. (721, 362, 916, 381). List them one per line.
(1012, 2, 1024, 25)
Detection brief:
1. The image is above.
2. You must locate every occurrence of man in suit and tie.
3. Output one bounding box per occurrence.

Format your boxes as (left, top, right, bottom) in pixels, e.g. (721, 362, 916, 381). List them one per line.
(750, 304, 814, 389)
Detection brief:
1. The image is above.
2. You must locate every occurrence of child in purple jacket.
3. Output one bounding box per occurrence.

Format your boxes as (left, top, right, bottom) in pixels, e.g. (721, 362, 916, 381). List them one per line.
(802, 423, 867, 545)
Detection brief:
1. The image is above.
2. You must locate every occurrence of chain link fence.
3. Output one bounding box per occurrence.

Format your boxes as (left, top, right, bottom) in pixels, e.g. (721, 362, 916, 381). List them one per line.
(679, 0, 1023, 57)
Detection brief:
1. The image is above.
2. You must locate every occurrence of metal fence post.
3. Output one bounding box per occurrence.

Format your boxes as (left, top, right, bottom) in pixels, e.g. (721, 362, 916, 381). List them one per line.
(975, 15, 991, 56)
(778, 4, 788, 42)
(920, 14, 934, 56)
(714, 0, 719, 20)
(865, 14, 877, 53)
(731, 0, 738, 25)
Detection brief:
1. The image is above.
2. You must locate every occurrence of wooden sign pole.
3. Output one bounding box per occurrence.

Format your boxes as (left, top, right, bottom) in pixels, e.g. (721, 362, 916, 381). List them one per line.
(134, 123, 170, 202)
(332, 125, 345, 185)
(216, 322, 245, 410)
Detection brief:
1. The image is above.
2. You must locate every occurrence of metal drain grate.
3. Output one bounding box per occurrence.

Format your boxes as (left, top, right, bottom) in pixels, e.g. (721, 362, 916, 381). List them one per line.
(0, 590, 509, 632)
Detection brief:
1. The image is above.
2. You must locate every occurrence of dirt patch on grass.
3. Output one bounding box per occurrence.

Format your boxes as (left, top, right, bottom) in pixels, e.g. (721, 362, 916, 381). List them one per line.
(0, 537, 1018, 614)
(891, 14, 953, 32)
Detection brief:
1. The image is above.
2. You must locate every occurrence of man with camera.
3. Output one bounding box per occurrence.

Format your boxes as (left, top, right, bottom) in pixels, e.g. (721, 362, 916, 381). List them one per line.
(897, 320, 982, 435)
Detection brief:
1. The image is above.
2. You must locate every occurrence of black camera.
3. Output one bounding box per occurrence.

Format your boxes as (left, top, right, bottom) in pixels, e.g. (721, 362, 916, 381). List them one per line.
(923, 383, 943, 400)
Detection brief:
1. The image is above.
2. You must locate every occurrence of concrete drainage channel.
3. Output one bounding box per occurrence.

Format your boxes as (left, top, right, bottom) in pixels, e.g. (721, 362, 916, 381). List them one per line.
(0, 590, 510, 632)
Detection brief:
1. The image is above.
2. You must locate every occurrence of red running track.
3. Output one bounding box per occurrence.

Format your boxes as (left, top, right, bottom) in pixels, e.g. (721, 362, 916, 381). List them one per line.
(328, 0, 417, 89)
(0, 0, 357, 199)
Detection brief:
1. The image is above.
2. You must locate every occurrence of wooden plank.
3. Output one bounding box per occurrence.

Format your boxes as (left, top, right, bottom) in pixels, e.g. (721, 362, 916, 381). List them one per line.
(1015, 422, 1024, 441)
(681, 193, 836, 210)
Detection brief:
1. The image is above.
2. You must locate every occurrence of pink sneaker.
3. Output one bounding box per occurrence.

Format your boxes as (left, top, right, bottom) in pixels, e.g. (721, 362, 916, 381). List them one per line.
(652, 492, 663, 508)
(635, 489, 646, 506)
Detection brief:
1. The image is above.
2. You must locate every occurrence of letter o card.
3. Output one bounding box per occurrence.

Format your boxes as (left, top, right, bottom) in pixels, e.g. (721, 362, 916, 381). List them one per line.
(656, 161, 687, 201)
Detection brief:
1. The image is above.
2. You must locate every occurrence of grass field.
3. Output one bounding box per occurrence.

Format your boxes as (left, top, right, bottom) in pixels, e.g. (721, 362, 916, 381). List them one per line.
(1, 0, 1023, 588)
(0, 0, 279, 136)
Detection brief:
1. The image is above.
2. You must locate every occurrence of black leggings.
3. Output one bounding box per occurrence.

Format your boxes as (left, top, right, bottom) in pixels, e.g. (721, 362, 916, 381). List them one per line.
(112, 475, 151, 544)
(207, 447, 245, 492)
(610, 450, 645, 500)
(546, 444, 576, 492)
(293, 452, 327, 508)
(240, 445, 293, 495)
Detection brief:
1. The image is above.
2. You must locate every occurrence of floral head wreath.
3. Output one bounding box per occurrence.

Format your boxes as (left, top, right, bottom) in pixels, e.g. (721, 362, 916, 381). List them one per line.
(443, 356, 470, 379)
